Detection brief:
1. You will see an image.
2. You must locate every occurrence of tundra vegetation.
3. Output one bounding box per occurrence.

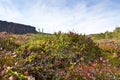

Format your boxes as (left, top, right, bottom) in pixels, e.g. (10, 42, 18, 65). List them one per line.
(0, 27, 120, 80)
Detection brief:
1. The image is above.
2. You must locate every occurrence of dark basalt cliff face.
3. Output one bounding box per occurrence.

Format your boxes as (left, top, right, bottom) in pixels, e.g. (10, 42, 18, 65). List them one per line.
(0, 20, 38, 34)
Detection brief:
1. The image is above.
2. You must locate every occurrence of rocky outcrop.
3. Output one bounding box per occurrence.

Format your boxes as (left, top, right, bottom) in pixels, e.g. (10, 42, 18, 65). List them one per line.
(0, 20, 38, 34)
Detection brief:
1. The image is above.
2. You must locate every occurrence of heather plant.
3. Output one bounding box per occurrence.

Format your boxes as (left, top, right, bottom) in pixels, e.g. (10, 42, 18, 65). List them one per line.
(0, 32, 33, 51)
(12, 32, 103, 79)
(0, 37, 19, 51)
(91, 28, 120, 67)
(0, 32, 120, 80)
(57, 58, 120, 80)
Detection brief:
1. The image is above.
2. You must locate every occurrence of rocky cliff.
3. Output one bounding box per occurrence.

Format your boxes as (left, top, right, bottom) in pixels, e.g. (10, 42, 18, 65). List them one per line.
(0, 20, 38, 34)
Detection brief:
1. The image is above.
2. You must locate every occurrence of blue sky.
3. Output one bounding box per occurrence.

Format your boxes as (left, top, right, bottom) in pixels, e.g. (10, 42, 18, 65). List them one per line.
(0, 0, 120, 34)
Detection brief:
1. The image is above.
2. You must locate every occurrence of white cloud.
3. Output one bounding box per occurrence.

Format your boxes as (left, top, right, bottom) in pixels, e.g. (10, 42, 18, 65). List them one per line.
(0, 0, 120, 34)
(0, 0, 23, 22)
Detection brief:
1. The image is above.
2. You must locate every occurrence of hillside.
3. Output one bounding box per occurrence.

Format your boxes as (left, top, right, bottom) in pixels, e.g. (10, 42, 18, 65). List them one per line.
(0, 31, 120, 80)
(0, 20, 38, 34)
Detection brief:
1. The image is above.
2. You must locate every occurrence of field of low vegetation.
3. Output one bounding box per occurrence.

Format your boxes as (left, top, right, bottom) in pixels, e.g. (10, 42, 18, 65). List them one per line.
(0, 27, 120, 80)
